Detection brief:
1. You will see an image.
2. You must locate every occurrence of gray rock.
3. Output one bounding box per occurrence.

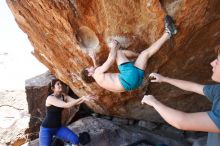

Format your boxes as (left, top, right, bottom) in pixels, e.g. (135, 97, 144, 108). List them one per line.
(192, 136, 207, 146)
(23, 116, 191, 146)
(128, 119, 135, 125)
(112, 117, 129, 125)
(138, 120, 158, 130)
(100, 115, 112, 120)
(154, 124, 185, 142)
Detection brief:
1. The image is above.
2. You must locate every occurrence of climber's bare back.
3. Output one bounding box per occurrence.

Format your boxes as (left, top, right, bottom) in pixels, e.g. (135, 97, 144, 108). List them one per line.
(93, 71, 125, 92)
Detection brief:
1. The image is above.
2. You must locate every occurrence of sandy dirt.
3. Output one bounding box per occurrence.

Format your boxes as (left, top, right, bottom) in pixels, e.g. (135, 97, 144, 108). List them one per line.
(0, 89, 30, 146)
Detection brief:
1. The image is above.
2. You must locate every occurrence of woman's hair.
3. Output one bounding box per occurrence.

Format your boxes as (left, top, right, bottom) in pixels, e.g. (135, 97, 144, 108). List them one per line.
(215, 44, 220, 55)
(48, 78, 62, 95)
(50, 78, 61, 89)
(81, 68, 95, 83)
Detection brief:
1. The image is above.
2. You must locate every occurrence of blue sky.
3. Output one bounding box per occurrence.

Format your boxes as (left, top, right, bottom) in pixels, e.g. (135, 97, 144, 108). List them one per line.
(0, 1, 47, 90)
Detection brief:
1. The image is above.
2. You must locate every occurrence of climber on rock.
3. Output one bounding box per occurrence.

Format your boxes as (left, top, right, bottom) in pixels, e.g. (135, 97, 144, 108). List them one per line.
(80, 15, 177, 92)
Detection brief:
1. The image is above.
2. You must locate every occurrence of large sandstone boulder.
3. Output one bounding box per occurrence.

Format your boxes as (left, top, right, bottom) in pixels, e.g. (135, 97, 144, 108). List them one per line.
(7, 0, 220, 121)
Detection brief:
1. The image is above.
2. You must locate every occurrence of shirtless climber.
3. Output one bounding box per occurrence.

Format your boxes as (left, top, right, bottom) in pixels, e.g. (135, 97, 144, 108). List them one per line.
(80, 15, 177, 92)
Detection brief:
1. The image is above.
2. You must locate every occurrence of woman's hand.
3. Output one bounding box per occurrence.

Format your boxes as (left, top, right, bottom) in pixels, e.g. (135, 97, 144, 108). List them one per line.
(141, 95, 158, 107)
(149, 73, 165, 83)
(82, 95, 97, 102)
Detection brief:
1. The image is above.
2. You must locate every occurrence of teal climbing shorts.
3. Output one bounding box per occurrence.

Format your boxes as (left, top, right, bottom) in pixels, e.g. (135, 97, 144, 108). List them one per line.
(118, 62, 144, 91)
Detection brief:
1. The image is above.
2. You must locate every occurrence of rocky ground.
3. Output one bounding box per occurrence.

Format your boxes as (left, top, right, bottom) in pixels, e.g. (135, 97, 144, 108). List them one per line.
(0, 30, 47, 146)
(0, 89, 208, 146)
(0, 89, 30, 146)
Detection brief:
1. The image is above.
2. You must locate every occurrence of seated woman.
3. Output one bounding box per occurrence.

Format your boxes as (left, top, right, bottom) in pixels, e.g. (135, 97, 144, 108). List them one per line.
(39, 78, 93, 146)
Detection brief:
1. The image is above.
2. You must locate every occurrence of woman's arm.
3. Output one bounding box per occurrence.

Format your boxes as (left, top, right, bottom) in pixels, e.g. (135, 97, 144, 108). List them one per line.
(65, 95, 88, 105)
(46, 95, 86, 108)
(47, 95, 94, 108)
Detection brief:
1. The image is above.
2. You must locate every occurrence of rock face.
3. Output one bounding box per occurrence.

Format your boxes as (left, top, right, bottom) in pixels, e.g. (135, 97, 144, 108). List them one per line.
(7, 0, 220, 121)
(25, 71, 53, 121)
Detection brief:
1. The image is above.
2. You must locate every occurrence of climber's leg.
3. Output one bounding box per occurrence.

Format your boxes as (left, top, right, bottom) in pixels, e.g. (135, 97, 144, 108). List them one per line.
(116, 50, 130, 65)
(134, 32, 169, 70)
(134, 15, 177, 70)
(121, 50, 139, 58)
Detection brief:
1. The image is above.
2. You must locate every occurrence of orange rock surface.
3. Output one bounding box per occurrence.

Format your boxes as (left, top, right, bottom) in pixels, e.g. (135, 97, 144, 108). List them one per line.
(7, 0, 220, 121)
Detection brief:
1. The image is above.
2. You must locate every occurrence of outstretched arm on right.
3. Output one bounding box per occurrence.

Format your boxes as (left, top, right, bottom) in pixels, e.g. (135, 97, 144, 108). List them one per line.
(141, 95, 220, 132)
(149, 73, 205, 95)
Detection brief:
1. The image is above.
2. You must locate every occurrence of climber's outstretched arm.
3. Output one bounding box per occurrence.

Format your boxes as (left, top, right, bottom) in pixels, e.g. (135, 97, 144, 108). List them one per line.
(96, 40, 120, 73)
(88, 50, 97, 67)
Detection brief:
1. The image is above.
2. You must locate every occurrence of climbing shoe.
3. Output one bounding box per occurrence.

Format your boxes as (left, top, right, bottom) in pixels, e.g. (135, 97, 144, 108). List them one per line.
(165, 15, 177, 38)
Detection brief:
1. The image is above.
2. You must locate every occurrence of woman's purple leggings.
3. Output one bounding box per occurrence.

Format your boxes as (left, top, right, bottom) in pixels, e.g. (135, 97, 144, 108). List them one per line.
(39, 126, 79, 146)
